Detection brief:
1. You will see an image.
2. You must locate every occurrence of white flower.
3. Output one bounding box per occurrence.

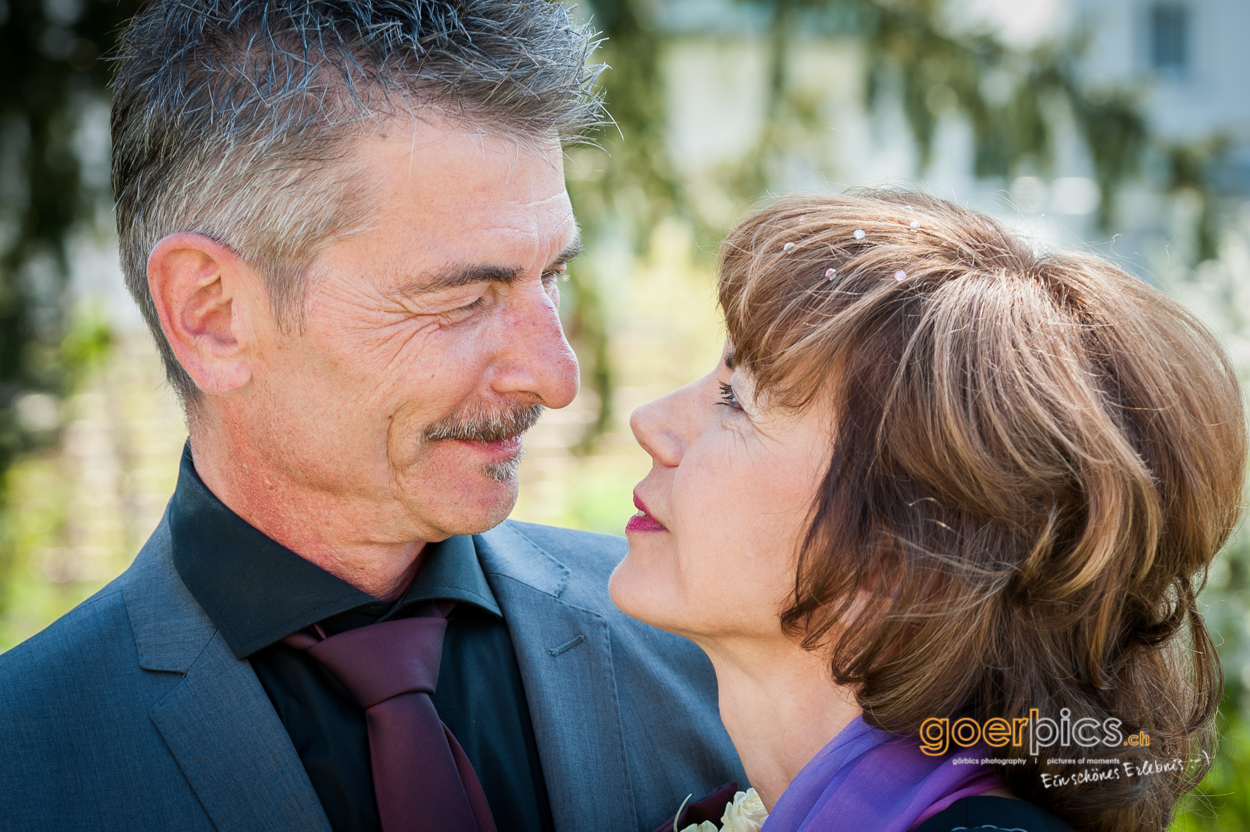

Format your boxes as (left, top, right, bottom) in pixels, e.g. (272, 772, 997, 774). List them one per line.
(677, 823, 718, 832)
(720, 788, 768, 832)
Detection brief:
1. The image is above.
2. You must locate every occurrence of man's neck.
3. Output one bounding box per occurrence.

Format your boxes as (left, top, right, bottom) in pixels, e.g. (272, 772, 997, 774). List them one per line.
(188, 428, 429, 600)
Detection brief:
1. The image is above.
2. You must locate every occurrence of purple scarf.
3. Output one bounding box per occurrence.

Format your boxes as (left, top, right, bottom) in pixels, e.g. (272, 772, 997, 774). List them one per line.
(762, 717, 999, 832)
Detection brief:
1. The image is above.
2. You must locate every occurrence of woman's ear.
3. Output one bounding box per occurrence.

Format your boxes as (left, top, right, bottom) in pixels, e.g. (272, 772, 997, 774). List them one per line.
(147, 232, 260, 395)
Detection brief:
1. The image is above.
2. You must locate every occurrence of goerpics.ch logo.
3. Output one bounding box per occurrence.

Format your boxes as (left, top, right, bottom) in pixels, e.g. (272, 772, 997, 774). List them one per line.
(919, 709, 1146, 757)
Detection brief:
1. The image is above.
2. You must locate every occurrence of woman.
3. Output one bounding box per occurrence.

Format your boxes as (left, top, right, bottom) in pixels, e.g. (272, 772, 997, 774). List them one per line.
(610, 191, 1247, 832)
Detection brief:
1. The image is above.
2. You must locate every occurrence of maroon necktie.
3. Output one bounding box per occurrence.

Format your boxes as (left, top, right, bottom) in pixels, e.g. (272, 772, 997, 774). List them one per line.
(284, 607, 496, 832)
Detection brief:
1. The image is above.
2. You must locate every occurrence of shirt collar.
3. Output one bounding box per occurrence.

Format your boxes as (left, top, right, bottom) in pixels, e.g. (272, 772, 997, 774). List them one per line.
(169, 443, 500, 659)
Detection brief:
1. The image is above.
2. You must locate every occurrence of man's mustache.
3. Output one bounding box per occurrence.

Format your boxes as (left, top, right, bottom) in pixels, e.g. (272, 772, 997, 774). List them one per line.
(422, 403, 545, 443)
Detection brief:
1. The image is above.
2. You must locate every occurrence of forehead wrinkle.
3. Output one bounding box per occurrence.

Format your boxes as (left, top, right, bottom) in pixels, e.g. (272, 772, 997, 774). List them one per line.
(445, 189, 572, 215)
(462, 203, 578, 265)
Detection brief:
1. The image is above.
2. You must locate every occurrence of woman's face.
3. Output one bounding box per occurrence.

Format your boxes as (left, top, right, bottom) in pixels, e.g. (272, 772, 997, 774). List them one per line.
(609, 345, 833, 646)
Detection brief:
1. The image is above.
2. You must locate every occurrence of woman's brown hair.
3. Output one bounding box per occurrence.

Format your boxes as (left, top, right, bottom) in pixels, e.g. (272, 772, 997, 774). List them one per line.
(717, 191, 1247, 832)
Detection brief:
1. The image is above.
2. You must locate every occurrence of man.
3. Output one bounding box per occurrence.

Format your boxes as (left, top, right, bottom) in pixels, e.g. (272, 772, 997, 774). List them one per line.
(0, 2, 743, 831)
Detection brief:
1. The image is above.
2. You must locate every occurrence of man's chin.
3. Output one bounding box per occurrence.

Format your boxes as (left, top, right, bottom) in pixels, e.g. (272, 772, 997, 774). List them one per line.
(395, 439, 527, 534)
(482, 449, 526, 484)
(410, 472, 521, 538)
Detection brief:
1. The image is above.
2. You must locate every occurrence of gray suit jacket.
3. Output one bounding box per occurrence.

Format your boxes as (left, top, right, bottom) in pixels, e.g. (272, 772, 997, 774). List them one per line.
(0, 515, 744, 831)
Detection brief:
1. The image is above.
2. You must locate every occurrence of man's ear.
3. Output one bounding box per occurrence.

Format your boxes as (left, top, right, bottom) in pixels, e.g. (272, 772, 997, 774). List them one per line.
(147, 233, 261, 394)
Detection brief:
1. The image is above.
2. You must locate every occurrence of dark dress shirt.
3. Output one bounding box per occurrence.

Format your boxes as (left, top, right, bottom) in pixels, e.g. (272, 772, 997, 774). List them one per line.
(913, 796, 1076, 832)
(168, 446, 555, 832)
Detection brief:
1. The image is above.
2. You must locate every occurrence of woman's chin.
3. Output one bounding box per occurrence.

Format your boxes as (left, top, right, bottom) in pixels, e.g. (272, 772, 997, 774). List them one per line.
(608, 557, 683, 633)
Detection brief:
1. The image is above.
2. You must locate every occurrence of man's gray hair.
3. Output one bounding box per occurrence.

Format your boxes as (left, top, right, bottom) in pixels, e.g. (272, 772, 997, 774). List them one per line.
(110, 0, 604, 409)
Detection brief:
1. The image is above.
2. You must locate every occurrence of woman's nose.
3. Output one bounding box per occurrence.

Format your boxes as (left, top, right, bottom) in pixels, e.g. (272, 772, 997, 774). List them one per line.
(630, 390, 687, 468)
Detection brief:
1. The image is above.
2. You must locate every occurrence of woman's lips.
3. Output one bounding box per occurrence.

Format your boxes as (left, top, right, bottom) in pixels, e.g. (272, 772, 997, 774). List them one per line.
(626, 491, 667, 532)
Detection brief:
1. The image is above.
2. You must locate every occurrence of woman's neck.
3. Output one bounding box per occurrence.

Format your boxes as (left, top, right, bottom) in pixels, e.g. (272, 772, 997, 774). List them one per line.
(699, 636, 862, 810)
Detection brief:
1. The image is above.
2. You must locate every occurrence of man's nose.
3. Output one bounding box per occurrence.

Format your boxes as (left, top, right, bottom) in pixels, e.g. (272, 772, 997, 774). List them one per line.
(490, 281, 580, 409)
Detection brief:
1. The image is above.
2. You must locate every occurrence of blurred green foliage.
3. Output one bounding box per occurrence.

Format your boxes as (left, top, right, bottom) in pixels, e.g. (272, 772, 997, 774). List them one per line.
(0, 453, 72, 648)
(1176, 700, 1250, 830)
(1160, 211, 1250, 830)
(0, 0, 142, 615)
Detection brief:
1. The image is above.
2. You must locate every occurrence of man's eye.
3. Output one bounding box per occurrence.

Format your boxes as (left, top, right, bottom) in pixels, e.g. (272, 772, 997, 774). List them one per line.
(429, 291, 488, 323)
(541, 269, 566, 292)
(450, 295, 486, 315)
(717, 382, 741, 410)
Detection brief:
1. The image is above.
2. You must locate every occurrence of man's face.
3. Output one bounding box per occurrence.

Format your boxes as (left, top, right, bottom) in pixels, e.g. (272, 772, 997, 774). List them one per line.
(242, 115, 579, 542)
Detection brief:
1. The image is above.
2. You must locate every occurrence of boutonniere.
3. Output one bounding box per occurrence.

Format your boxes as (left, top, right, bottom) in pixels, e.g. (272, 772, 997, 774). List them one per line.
(673, 787, 769, 832)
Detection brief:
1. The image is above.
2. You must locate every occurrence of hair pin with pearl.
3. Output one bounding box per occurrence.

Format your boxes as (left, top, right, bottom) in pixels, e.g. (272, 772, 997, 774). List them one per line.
(853, 229, 866, 240)
(783, 242, 796, 252)
(825, 268, 837, 280)
(894, 270, 908, 282)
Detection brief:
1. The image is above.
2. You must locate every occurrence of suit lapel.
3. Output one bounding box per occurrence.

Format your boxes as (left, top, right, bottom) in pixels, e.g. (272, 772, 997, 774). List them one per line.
(149, 632, 333, 832)
(476, 524, 638, 832)
(123, 515, 332, 832)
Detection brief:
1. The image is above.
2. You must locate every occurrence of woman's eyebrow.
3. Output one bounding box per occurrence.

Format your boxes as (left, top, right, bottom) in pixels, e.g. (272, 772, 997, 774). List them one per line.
(724, 347, 738, 370)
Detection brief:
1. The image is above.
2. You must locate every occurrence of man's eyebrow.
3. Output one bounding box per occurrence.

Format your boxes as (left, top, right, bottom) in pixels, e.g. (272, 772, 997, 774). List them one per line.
(404, 264, 524, 295)
(398, 234, 585, 296)
(552, 236, 584, 268)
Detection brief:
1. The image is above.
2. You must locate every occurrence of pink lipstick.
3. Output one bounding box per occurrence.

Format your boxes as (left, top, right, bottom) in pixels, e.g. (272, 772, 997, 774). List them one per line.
(626, 491, 667, 533)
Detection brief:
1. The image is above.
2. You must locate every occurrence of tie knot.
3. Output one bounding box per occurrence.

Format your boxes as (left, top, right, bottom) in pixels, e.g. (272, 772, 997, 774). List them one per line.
(302, 615, 448, 709)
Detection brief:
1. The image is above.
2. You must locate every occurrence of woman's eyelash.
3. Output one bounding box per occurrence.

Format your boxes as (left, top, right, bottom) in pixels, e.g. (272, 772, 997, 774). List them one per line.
(718, 382, 741, 409)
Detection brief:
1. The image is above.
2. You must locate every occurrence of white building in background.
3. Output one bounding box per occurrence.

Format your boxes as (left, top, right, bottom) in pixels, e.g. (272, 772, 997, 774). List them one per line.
(1078, 0, 1250, 187)
(652, 0, 1250, 274)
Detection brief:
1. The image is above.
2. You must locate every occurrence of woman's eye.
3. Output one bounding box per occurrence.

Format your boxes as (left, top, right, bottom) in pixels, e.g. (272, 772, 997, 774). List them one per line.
(717, 382, 741, 410)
